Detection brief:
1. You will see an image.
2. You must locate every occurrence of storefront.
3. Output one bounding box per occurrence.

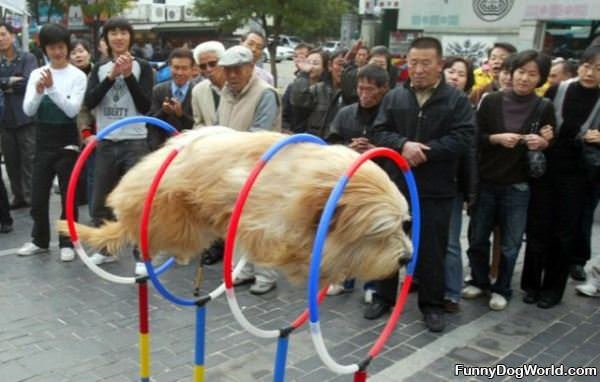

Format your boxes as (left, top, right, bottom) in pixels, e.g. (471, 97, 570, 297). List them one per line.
(359, 0, 599, 62)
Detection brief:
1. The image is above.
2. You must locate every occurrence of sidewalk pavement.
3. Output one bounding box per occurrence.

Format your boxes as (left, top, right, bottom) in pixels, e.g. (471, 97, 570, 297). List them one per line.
(0, 194, 599, 382)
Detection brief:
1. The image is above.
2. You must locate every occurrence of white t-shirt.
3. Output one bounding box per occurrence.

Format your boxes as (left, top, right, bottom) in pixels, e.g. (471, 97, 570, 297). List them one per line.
(23, 63, 87, 118)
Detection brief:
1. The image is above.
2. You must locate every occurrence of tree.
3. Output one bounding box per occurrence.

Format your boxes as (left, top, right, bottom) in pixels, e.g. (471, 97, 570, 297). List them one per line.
(193, 0, 353, 87)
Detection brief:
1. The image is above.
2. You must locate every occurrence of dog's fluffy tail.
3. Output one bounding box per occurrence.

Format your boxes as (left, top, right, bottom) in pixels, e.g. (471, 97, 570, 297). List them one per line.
(56, 220, 130, 255)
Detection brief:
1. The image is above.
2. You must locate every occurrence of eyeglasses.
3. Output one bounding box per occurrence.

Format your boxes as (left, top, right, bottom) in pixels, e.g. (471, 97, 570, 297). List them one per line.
(199, 60, 218, 70)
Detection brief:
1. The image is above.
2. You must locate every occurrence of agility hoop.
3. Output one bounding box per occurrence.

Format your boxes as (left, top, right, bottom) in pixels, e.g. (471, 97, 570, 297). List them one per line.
(307, 147, 421, 378)
(223, 134, 329, 382)
(139, 130, 249, 382)
(66, 116, 177, 284)
(65, 116, 178, 382)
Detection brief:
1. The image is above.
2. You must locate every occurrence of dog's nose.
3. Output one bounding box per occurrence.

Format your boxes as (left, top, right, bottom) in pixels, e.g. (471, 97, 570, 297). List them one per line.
(398, 252, 412, 266)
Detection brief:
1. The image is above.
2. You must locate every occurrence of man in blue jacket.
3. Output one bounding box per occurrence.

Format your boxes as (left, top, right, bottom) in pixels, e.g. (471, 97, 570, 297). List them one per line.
(368, 37, 475, 332)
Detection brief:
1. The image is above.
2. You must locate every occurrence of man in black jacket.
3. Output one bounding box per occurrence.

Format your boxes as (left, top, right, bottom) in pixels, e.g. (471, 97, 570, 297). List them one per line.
(368, 37, 475, 332)
(83, 17, 154, 275)
(0, 23, 38, 209)
(328, 64, 389, 147)
(147, 48, 195, 151)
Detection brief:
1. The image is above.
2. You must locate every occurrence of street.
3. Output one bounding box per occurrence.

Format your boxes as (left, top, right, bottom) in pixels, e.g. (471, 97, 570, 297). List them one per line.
(1, 161, 600, 382)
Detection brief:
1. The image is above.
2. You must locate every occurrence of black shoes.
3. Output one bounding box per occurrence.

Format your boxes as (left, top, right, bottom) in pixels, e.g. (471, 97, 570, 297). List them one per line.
(9, 200, 29, 210)
(522, 291, 539, 304)
(424, 312, 446, 333)
(364, 298, 391, 320)
(537, 296, 560, 309)
(201, 240, 224, 265)
(570, 265, 586, 281)
(0, 223, 13, 233)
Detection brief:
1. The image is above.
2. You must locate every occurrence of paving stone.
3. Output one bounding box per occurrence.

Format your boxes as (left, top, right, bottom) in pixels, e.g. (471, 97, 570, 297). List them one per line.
(530, 322, 573, 345)
(447, 346, 499, 366)
(3, 202, 600, 382)
(404, 370, 448, 382)
(513, 340, 546, 358)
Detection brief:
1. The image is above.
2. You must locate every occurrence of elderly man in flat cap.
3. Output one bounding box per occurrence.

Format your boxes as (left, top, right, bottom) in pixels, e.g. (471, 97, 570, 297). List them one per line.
(216, 45, 281, 294)
(217, 45, 281, 132)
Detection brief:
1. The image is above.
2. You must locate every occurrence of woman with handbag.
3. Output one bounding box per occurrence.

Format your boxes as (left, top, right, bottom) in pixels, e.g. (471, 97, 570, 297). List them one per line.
(464, 50, 554, 311)
(522, 45, 600, 306)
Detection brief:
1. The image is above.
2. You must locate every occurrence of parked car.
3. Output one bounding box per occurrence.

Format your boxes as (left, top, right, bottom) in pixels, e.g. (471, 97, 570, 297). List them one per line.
(277, 35, 304, 49)
(321, 40, 342, 53)
(262, 46, 295, 62)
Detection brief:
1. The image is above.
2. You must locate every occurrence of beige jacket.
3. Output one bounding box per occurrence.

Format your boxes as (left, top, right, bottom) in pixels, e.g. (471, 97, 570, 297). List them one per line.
(191, 79, 220, 128)
(218, 75, 281, 132)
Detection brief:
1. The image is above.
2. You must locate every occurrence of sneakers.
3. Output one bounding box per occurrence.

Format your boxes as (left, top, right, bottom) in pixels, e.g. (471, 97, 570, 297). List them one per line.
(462, 285, 484, 299)
(60, 247, 76, 262)
(489, 293, 507, 311)
(233, 274, 256, 287)
(575, 283, 600, 297)
(249, 280, 276, 295)
(364, 288, 375, 304)
(89, 252, 117, 265)
(17, 242, 48, 256)
(327, 284, 346, 296)
(326, 280, 355, 296)
(135, 262, 148, 276)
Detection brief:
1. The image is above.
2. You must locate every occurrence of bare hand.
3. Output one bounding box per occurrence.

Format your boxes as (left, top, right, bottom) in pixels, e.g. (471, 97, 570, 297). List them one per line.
(109, 60, 122, 80)
(171, 98, 183, 117)
(349, 137, 374, 153)
(35, 77, 45, 94)
(401, 141, 431, 167)
(584, 130, 600, 145)
(296, 57, 313, 73)
(42, 68, 53, 88)
(162, 97, 174, 114)
(523, 134, 549, 150)
(120, 53, 134, 77)
(539, 125, 554, 141)
(490, 133, 522, 148)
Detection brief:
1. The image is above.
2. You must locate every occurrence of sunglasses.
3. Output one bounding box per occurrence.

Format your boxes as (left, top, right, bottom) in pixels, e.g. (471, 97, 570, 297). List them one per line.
(199, 60, 218, 70)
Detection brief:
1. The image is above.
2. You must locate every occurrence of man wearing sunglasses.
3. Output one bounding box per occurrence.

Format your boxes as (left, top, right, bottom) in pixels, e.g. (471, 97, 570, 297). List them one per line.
(191, 41, 226, 128)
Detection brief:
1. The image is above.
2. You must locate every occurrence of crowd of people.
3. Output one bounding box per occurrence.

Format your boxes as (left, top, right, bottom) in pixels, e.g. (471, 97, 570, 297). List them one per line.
(1, 16, 599, 334)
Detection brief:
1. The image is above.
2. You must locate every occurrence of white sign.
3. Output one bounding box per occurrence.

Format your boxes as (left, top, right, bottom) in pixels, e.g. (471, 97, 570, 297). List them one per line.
(68, 6, 84, 27)
(442, 35, 497, 65)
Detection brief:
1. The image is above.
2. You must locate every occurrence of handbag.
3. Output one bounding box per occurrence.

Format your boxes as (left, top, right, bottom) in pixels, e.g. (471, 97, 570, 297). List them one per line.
(526, 98, 549, 178)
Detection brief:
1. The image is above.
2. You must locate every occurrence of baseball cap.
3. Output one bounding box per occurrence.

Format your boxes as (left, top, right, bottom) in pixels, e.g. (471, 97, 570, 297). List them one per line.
(219, 45, 254, 67)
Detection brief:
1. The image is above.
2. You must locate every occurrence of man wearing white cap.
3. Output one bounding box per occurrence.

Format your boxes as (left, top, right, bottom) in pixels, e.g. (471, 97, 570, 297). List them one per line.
(217, 45, 281, 132)
(218, 44, 281, 294)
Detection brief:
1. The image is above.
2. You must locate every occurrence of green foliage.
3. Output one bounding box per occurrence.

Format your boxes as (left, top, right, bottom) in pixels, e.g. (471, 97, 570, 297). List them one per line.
(193, 0, 353, 41)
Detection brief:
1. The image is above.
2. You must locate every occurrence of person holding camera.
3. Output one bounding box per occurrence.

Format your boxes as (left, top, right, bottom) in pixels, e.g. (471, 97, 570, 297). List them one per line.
(147, 48, 195, 151)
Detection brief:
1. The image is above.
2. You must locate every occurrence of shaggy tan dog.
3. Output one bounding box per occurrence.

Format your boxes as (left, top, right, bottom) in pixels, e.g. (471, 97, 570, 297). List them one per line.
(58, 127, 412, 284)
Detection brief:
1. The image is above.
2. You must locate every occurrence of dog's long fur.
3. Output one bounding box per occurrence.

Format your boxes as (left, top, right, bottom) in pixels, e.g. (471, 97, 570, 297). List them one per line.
(59, 127, 412, 284)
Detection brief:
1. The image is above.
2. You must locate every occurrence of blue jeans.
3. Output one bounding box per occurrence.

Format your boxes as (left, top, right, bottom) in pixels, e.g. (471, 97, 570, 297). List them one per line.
(467, 182, 530, 299)
(445, 194, 464, 303)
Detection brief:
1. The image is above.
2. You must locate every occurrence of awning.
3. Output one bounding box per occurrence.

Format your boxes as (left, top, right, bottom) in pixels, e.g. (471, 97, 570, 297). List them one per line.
(131, 23, 159, 31)
(151, 22, 218, 33)
(0, 1, 28, 15)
